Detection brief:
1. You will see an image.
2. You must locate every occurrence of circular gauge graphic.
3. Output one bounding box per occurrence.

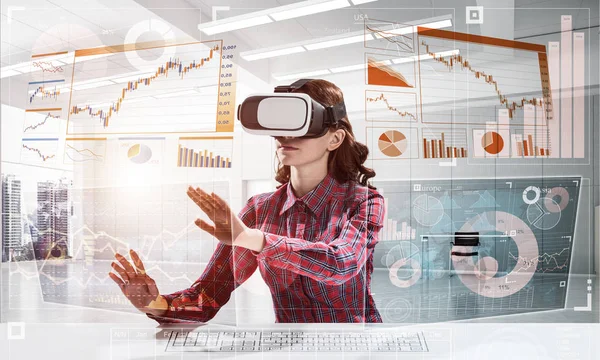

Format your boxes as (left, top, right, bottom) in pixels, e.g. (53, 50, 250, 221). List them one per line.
(454, 211, 539, 298)
(127, 143, 153, 164)
(522, 186, 541, 205)
(383, 297, 413, 322)
(378, 130, 407, 157)
(544, 187, 569, 212)
(412, 194, 444, 227)
(481, 131, 504, 155)
(527, 198, 561, 230)
(384, 242, 422, 288)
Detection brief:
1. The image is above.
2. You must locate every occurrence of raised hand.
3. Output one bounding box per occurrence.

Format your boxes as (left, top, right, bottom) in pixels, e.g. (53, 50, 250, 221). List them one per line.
(186, 186, 247, 245)
(108, 249, 167, 316)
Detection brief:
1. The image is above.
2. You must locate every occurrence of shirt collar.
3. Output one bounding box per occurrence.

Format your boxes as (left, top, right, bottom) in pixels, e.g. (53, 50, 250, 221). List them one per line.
(279, 172, 344, 217)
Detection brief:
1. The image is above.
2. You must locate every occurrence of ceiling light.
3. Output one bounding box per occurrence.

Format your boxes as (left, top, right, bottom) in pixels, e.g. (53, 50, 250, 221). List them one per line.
(350, 0, 379, 4)
(305, 34, 370, 50)
(269, 0, 351, 21)
(329, 63, 367, 73)
(242, 46, 306, 61)
(273, 69, 331, 81)
(0, 69, 22, 78)
(154, 89, 200, 98)
(198, 15, 273, 35)
(239, 15, 452, 61)
(71, 80, 115, 91)
(111, 72, 155, 83)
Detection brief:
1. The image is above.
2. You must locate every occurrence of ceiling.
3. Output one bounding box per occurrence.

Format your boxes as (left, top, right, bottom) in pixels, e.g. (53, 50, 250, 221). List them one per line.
(1, 0, 598, 98)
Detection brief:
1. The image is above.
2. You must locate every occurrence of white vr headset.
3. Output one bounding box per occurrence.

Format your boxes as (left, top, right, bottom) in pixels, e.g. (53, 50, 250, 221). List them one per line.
(236, 79, 347, 139)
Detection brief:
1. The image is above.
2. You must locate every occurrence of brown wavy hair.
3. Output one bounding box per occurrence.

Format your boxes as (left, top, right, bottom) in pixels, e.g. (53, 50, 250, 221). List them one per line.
(274, 79, 377, 190)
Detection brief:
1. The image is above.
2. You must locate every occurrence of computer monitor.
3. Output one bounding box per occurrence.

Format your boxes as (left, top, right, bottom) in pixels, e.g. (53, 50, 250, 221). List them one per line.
(371, 176, 581, 323)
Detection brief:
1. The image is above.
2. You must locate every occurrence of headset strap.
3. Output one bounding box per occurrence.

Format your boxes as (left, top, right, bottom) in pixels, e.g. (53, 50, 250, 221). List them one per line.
(273, 78, 312, 93)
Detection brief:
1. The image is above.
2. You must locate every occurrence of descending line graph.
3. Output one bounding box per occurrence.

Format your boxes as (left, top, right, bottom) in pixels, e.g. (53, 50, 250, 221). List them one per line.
(20, 138, 58, 163)
(364, 18, 415, 54)
(67, 40, 227, 135)
(416, 27, 552, 127)
(64, 138, 107, 164)
(365, 90, 418, 122)
(420, 40, 545, 119)
(33, 61, 64, 73)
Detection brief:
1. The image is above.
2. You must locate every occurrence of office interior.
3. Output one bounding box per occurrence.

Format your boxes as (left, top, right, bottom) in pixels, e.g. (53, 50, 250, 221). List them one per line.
(1, 0, 599, 359)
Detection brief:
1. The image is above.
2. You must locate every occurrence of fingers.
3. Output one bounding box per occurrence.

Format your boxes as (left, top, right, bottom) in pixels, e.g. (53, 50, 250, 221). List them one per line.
(115, 252, 137, 278)
(195, 219, 216, 235)
(111, 261, 129, 283)
(129, 249, 146, 275)
(108, 272, 126, 293)
(187, 186, 214, 214)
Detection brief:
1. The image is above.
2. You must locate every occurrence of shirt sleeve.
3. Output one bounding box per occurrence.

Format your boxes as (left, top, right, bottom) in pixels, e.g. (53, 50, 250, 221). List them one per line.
(252, 192, 385, 286)
(146, 196, 259, 324)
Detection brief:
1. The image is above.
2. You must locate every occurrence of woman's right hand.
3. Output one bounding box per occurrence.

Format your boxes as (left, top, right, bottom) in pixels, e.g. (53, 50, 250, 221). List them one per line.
(108, 249, 168, 317)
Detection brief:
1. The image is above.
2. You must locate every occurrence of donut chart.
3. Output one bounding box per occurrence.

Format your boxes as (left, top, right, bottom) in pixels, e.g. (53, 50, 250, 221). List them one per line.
(545, 187, 569, 212)
(389, 258, 422, 288)
(453, 211, 539, 298)
(384, 242, 422, 288)
(378, 130, 407, 157)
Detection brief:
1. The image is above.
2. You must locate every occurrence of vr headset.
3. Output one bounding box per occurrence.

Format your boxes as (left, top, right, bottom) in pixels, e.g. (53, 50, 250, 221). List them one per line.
(236, 79, 347, 138)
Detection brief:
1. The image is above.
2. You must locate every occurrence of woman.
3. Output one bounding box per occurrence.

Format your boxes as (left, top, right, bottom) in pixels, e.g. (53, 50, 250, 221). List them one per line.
(108, 79, 386, 323)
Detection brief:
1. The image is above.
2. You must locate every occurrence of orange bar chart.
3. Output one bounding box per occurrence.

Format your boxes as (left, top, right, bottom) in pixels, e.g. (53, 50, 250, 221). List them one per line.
(422, 129, 467, 159)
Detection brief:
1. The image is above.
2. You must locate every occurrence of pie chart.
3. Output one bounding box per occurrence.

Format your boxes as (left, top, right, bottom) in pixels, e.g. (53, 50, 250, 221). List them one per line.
(482, 131, 504, 155)
(413, 194, 445, 227)
(527, 198, 561, 230)
(127, 143, 153, 164)
(378, 130, 407, 157)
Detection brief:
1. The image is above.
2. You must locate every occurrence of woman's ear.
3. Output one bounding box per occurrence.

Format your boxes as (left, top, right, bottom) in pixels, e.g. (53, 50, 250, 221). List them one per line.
(328, 129, 346, 151)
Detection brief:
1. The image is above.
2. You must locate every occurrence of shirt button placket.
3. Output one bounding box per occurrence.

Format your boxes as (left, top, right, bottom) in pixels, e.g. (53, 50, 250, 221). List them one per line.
(296, 202, 306, 237)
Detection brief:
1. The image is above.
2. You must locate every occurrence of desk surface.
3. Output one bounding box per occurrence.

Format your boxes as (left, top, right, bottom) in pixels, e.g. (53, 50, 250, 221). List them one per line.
(1, 322, 598, 360)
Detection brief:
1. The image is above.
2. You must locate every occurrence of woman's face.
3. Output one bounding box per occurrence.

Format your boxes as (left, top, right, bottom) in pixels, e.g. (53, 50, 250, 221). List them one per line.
(274, 129, 344, 167)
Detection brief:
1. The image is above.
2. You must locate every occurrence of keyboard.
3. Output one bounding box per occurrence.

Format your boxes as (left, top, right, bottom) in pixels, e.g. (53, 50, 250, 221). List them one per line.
(166, 329, 428, 352)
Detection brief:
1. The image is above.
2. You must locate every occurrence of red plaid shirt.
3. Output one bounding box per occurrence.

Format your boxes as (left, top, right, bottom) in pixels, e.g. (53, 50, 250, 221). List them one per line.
(147, 172, 385, 323)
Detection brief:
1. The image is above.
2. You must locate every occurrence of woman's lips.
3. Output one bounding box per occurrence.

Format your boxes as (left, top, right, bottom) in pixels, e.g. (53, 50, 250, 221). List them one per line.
(280, 146, 298, 150)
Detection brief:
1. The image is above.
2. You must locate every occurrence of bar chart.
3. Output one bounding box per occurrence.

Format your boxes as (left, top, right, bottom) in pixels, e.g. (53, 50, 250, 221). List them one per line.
(176, 136, 233, 168)
(422, 128, 467, 159)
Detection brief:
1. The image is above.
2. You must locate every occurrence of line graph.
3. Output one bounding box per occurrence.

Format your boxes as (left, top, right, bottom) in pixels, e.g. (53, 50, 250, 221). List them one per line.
(64, 138, 107, 164)
(66, 40, 228, 135)
(365, 90, 419, 122)
(416, 27, 552, 126)
(20, 138, 58, 163)
(364, 18, 415, 54)
(510, 246, 570, 274)
(23, 108, 62, 135)
(33, 61, 64, 73)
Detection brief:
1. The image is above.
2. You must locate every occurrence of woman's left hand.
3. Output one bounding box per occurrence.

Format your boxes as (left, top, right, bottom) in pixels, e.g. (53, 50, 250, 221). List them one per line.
(186, 186, 248, 246)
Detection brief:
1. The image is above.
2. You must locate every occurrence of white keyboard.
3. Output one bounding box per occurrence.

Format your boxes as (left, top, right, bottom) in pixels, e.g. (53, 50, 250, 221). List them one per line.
(166, 330, 428, 352)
